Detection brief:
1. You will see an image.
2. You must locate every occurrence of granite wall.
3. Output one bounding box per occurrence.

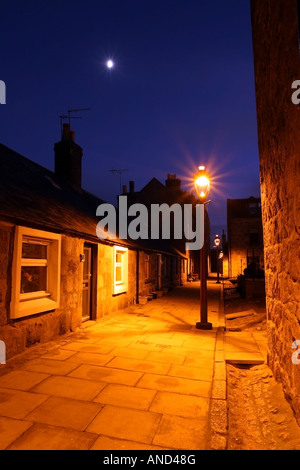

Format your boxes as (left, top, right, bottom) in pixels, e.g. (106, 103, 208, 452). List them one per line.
(251, 0, 300, 420)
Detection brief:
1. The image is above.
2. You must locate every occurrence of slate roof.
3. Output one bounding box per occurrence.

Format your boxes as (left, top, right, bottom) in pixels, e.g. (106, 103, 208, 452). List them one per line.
(0, 143, 125, 244)
(0, 143, 186, 257)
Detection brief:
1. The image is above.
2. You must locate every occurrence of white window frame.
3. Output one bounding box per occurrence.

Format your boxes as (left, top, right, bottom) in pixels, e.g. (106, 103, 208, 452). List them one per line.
(113, 246, 128, 295)
(11, 226, 61, 319)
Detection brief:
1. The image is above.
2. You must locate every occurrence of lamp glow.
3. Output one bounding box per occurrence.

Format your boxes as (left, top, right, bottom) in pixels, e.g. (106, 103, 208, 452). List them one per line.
(194, 166, 211, 202)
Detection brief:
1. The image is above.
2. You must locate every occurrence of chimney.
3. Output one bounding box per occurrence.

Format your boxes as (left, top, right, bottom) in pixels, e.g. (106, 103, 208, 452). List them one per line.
(165, 174, 181, 191)
(54, 123, 83, 190)
(129, 181, 135, 193)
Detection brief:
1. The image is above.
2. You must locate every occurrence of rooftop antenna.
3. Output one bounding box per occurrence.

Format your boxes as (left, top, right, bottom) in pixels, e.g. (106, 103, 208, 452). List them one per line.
(59, 107, 91, 136)
(109, 168, 129, 194)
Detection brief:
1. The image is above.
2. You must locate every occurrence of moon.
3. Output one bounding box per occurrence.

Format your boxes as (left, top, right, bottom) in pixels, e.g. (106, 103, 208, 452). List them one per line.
(106, 59, 114, 69)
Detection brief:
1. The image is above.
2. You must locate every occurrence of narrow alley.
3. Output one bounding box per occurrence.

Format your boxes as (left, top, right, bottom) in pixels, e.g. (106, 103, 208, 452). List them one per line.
(0, 282, 224, 450)
(1, 281, 300, 450)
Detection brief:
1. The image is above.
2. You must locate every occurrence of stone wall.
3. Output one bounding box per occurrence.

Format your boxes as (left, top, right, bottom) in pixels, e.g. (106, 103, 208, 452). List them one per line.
(0, 230, 84, 359)
(97, 244, 137, 317)
(251, 0, 300, 420)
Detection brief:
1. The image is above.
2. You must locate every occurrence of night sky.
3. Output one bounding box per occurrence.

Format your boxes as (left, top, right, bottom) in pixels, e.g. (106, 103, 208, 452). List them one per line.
(0, 0, 260, 237)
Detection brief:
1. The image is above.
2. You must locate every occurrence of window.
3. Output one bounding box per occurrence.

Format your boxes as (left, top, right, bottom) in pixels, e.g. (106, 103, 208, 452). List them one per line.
(113, 246, 128, 295)
(248, 201, 261, 216)
(11, 227, 61, 319)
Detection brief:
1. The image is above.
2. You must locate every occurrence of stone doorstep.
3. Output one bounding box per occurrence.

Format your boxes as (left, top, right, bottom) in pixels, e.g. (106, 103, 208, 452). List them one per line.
(225, 353, 265, 366)
(225, 310, 255, 320)
(224, 330, 265, 365)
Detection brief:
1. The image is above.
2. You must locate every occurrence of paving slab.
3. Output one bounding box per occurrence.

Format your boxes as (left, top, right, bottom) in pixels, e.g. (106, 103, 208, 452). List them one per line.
(182, 337, 216, 351)
(68, 364, 143, 386)
(40, 349, 78, 361)
(90, 435, 168, 451)
(106, 356, 171, 375)
(7, 423, 97, 450)
(67, 352, 114, 367)
(61, 342, 114, 355)
(152, 414, 207, 450)
(0, 388, 49, 420)
(94, 384, 157, 411)
(86, 405, 161, 444)
(0, 370, 49, 391)
(168, 363, 214, 382)
(145, 351, 186, 365)
(21, 358, 79, 376)
(137, 373, 211, 398)
(109, 346, 149, 360)
(0, 417, 33, 450)
(149, 391, 209, 419)
(25, 396, 102, 431)
(32, 375, 106, 401)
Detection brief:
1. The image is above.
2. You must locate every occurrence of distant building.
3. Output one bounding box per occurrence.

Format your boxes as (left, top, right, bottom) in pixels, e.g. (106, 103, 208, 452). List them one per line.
(227, 197, 264, 278)
(121, 174, 211, 283)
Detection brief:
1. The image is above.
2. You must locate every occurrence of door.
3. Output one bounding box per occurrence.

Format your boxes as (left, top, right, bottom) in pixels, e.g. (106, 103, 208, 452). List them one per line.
(156, 254, 162, 290)
(82, 245, 92, 321)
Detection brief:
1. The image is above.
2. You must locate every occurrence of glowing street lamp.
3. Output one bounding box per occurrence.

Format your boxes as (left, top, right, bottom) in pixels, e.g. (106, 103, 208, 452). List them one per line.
(194, 166, 211, 203)
(214, 234, 221, 284)
(194, 166, 212, 330)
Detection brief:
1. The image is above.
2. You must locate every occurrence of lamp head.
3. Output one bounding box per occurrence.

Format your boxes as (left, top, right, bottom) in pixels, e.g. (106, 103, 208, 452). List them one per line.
(194, 166, 211, 202)
(214, 234, 221, 247)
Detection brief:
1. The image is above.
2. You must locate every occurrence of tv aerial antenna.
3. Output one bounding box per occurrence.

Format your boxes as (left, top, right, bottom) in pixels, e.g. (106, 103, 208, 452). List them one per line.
(109, 168, 129, 194)
(59, 108, 91, 136)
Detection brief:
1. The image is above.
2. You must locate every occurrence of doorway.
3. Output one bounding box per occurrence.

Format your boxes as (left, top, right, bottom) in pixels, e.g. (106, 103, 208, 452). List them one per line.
(82, 245, 93, 321)
(156, 254, 162, 291)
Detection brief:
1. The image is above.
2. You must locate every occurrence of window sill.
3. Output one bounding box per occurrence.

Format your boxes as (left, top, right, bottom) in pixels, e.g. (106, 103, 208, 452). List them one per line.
(11, 297, 59, 320)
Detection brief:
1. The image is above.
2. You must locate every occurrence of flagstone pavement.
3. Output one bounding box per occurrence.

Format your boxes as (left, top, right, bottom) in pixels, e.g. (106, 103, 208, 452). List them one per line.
(0, 281, 227, 451)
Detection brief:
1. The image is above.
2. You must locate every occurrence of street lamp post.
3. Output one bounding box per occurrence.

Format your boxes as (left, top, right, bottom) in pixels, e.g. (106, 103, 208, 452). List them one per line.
(214, 234, 221, 284)
(194, 166, 212, 331)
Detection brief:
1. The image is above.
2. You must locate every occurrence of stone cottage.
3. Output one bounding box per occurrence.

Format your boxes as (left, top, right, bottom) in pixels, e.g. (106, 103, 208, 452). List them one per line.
(0, 124, 188, 359)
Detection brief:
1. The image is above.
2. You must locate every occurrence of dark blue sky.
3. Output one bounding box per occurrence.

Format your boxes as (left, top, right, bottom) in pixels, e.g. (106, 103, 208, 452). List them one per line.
(0, 0, 260, 234)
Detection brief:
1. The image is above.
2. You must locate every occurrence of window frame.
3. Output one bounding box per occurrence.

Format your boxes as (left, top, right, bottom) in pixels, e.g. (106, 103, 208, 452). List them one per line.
(11, 226, 61, 319)
(113, 246, 128, 295)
